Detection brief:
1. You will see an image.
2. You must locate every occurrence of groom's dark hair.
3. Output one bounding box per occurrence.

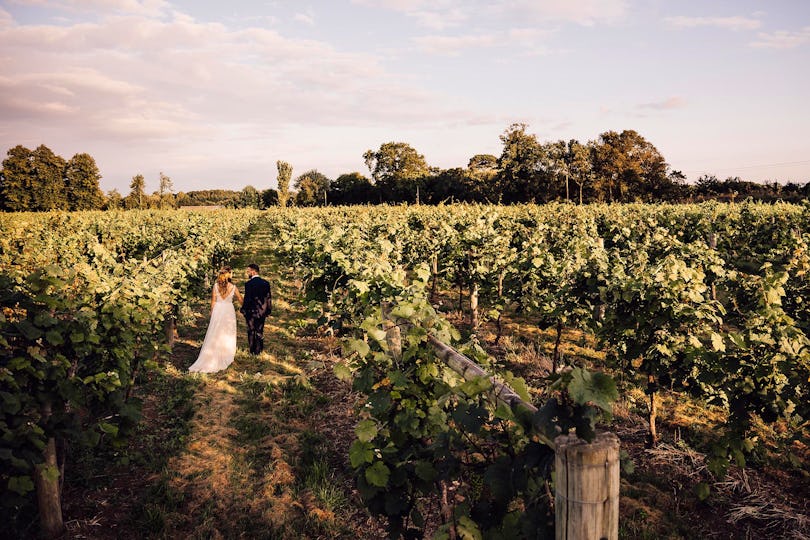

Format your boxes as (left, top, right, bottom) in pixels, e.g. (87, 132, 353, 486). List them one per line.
(248, 263, 260, 273)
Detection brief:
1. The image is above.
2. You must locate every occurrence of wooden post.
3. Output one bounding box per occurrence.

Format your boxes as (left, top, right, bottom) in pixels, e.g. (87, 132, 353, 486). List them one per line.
(470, 282, 479, 330)
(430, 253, 439, 302)
(164, 316, 176, 351)
(554, 432, 620, 540)
(707, 234, 718, 301)
(381, 303, 402, 362)
(35, 403, 64, 539)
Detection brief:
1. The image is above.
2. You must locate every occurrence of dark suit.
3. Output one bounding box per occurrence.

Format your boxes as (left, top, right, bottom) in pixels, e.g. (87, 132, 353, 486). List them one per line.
(240, 275, 272, 354)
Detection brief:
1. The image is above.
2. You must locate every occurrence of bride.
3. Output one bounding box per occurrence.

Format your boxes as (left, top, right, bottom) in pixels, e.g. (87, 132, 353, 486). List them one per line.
(189, 266, 243, 373)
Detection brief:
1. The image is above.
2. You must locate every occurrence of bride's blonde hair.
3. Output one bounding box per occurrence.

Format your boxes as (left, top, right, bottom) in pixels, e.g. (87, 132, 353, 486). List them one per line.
(216, 266, 232, 297)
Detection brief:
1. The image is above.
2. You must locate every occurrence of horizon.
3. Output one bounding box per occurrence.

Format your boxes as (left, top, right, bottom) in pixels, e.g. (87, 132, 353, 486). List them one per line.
(1, 0, 808, 194)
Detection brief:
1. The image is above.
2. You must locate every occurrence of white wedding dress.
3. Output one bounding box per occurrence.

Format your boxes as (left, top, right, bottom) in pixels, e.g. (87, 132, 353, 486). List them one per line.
(189, 283, 237, 373)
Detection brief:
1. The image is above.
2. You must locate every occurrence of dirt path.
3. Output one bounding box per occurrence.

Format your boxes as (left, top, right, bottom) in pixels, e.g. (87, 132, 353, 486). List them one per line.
(145, 219, 388, 539)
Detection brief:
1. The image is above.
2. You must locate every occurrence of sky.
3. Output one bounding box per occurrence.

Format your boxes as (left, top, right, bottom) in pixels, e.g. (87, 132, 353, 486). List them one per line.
(0, 0, 809, 194)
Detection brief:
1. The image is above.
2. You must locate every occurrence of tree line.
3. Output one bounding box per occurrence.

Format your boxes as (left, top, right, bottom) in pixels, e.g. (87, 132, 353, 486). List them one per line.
(2, 125, 808, 212)
(0, 145, 105, 211)
(308, 124, 807, 205)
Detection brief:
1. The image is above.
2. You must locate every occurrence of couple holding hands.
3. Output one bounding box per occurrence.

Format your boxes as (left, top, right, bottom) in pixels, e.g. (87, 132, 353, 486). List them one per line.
(188, 264, 272, 373)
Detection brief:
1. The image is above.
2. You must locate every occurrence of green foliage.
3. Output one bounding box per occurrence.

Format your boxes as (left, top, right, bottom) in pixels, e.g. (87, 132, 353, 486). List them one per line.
(264, 200, 810, 526)
(0, 209, 261, 532)
(265, 213, 617, 537)
(65, 153, 105, 210)
(0, 145, 35, 211)
(276, 160, 293, 208)
(363, 142, 430, 202)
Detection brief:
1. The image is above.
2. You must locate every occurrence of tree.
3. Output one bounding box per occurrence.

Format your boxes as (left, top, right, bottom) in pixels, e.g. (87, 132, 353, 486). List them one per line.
(0, 145, 34, 211)
(158, 172, 174, 208)
(551, 139, 593, 204)
(466, 154, 499, 202)
(423, 167, 469, 203)
(65, 153, 105, 210)
(105, 189, 123, 210)
(468, 154, 499, 173)
(497, 123, 552, 203)
(294, 169, 330, 206)
(591, 130, 668, 202)
(30, 145, 67, 211)
(277, 161, 293, 207)
(363, 142, 429, 202)
(261, 188, 278, 208)
(238, 185, 260, 208)
(128, 174, 146, 209)
(327, 172, 375, 205)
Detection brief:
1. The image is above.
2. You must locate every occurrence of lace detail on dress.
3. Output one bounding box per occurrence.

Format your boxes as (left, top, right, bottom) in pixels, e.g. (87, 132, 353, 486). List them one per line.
(215, 283, 236, 302)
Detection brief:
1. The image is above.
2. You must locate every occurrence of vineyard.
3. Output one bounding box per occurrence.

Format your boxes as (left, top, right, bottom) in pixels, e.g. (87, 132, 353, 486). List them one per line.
(1, 202, 809, 539)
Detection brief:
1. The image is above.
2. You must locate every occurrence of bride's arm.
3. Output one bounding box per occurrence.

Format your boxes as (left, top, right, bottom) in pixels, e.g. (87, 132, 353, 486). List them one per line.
(211, 285, 217, 310)
(234, 286, 244, 305)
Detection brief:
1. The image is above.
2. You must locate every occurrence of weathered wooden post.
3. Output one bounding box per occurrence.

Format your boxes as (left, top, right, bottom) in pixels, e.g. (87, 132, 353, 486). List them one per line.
(381, 303, 402, 362)
(35, 403, 64, 539)
(554, 432, 620, 540)
(707, 233, 718, 301)
(430, 253, 439, 302)
(164, 315, 176, 351)
(470, 282, 479, 330)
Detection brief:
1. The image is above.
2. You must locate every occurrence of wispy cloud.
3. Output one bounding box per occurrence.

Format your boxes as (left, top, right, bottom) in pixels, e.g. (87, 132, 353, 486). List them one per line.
(413, 27, 554, 55)
(0, 7, 13, 27)
(351, 0, 468, 29)
(9, 0, 171, 18)
(502, 0, 627, 26)
(413, 33, 495, 54)
(352, 0, 627, 28)
(293, 10, 315, 26)
(0, 5, 490, 158)
(750, 26, 810, 49)
(636, 96, 686, 111)
(665, 15, 762, 31)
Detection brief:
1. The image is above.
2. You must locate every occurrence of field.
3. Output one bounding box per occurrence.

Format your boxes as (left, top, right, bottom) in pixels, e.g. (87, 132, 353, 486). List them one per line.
(1, 203, 808, 539)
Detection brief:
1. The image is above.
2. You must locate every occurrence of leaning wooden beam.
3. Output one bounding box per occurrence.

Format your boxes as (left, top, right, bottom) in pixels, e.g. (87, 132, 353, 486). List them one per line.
(381, 306, 620, 540)
(426, 335, 555, 448)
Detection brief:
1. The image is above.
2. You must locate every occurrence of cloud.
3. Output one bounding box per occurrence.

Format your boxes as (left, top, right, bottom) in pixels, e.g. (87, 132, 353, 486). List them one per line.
(293, 11, 315, 26)
(0, 7, 13, 27)
(750, 26, 810, 49)
(413, 33, 496, 55)
(665, 15, 761, 31)
(9, 0, 171, 18)
(352, 0, 467, 29)
(502, 0, 627, 26)
(637, 96, 687, 111)
(413, 26, 554, 55)
(352, 0, 627, 28)
(0, 2, 498, 185)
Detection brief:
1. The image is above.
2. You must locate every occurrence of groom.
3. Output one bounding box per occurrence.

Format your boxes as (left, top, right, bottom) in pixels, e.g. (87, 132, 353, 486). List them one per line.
(240, 263, 272, 355)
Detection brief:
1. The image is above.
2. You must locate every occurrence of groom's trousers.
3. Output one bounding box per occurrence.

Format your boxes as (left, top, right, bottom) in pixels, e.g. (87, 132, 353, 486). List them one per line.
(246, 316, 266, 355)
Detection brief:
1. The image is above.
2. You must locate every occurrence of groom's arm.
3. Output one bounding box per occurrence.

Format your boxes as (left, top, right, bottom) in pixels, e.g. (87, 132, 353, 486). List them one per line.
(260, 280, 272, 317)
(240, 281, 253, 314)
